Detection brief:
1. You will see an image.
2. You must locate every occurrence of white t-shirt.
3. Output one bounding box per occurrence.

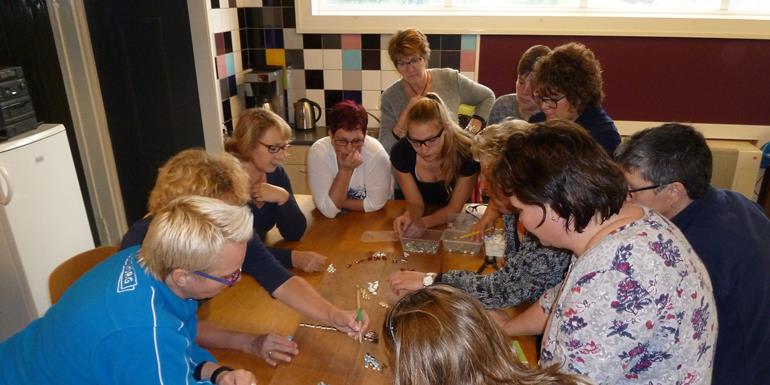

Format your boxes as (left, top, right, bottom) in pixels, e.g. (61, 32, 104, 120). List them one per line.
(307, 135, 392, 218)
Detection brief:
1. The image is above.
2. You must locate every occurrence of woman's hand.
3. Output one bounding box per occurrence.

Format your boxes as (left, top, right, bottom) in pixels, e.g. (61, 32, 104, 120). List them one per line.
(337, 149, 363, 171)
(328, 308, 370, 339)
(252, 183, 290, 206)
(291, 250, 328, 273)
(387, 270, 427, 295)
(242, 333, 298, 366)
(393, 211, 413, 235)
(215, 368, 257, 385)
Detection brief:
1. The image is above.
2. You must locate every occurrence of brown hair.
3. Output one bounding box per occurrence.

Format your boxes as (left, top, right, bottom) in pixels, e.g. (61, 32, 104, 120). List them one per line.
(147, 149, 251, 215)
(225, 108, 292, 161)
(491, 119, 626, 233)
(531, 42, 604, 113)
(383, 285, 590, 385)
(406, 93, 476, 192)
(388, 27, 431, 67)
(517, 45, 551, 76)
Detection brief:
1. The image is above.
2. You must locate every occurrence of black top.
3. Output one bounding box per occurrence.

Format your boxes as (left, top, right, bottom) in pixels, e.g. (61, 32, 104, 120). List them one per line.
(250, 165, 308, 265)
(390, 139, 480, 206)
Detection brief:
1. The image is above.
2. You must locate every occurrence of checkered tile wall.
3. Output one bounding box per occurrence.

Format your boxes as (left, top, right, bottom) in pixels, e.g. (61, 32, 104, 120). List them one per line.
(210, 0, 479, 133)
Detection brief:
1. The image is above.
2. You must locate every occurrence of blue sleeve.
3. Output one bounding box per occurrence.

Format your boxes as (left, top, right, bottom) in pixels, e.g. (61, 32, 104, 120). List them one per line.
(93, 328, 213, 385)
(267, 246, 294, 269)
(269, 167, 307, 241)
(593, 123, 621, 155)
(242, 237, 293, 294)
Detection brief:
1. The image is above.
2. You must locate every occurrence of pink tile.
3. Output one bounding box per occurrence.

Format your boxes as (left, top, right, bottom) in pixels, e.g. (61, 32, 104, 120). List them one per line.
(216, 55, 228, 79)
(460, 51, 476, 72)
(215, 33, 225, 56)
(341, 34, 361, 49)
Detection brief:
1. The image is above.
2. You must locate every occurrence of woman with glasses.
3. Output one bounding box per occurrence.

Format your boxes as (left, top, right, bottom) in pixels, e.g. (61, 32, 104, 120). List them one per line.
(488, 45, 551, 124)
(378, 27, 495, 156)
(307, 100, 392, 218)
(391, 93, 480, 235)
(388, 121, 571, 313)
(226, 108, 327, 273)
(383, 285, 590, 385)
(528, 42, 620, 155)
(1, 196, 259, 385)
(120, 149, 369, 366)
(492, 120, 716, 384)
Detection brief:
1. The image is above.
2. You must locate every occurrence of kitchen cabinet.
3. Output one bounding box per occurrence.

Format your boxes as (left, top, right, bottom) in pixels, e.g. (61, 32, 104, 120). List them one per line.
(284, 144, 309, 195)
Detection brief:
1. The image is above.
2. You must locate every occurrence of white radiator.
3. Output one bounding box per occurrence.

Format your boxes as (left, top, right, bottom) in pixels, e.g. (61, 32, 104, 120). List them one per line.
(707, 139, 762, 199)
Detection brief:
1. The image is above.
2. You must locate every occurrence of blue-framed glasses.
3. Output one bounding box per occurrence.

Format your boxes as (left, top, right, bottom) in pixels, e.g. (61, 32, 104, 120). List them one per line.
(194, 268, 242, 287)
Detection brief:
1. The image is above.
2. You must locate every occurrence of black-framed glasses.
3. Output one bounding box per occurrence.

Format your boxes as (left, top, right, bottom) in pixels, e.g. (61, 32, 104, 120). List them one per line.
(258, 140, 291, 154)
(194, 268, 241, 287)
(396, 56, 424, 69)
(627, 183, 667, 196)
(533, 93, 566, 109)
(407, 127, 444, 148)
(333, 137, 365, 147)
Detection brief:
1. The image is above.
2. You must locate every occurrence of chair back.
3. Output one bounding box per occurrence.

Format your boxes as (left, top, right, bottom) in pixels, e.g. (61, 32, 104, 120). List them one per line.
(49, 246, 117, 304)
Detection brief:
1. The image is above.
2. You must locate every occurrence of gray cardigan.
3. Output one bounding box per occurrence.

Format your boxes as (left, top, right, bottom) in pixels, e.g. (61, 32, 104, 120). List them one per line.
(378, 68, 495, 154)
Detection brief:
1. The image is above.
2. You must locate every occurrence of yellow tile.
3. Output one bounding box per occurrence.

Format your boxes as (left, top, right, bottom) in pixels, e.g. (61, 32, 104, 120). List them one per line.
(266, 49, 285, 67)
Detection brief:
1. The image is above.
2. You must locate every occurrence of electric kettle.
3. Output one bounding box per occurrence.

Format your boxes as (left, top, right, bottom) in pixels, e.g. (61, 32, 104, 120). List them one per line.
(293, 98, 322, 130)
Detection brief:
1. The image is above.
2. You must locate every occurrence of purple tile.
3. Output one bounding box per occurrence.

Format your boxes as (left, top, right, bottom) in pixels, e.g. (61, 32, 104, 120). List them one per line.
(228, 75, 237, 97)
(215, 33, 225, 56)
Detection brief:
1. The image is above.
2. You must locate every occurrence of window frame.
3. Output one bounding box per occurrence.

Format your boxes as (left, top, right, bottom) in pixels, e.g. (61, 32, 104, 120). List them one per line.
(296, 1, 770, 40)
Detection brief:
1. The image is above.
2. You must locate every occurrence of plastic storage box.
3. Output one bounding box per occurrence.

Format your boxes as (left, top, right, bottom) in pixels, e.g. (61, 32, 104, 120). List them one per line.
(441, 229, 483, 255)
(400, 229, 442, 254)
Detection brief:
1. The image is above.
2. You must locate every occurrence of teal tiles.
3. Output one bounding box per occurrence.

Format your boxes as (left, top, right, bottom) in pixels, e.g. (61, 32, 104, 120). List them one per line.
(342, 49, 362, 70)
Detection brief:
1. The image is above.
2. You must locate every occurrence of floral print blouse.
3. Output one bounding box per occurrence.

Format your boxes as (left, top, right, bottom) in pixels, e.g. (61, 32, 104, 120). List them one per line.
(539, 207, 717, 384)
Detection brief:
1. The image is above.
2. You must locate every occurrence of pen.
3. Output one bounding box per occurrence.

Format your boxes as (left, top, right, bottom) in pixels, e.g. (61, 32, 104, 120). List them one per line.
(356, 285, 363, 343)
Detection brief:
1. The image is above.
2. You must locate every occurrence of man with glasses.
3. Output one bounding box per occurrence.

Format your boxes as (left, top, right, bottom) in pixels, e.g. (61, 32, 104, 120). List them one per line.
(0, 196, 258, 385)
(307, 100, 392, 218)
(616, 123, 770, 385)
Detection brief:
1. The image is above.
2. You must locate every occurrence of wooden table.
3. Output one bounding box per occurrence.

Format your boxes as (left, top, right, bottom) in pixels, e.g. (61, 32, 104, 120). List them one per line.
(199, 196, 537, 385)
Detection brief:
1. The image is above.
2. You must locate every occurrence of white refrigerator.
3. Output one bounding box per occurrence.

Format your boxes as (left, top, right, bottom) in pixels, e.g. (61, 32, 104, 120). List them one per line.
(0, 124, 94, 340)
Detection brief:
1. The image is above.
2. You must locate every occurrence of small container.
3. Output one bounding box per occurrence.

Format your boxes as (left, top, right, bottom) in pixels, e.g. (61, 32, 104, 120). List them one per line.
(441, 229, 483, 255)
(447, 212, 479, 231)
(484, 228, 506, 257)
(400, 229, 442, 254)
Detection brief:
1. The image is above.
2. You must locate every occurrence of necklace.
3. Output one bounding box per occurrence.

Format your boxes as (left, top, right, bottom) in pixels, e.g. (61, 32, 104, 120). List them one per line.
(405, 71, 430, 97)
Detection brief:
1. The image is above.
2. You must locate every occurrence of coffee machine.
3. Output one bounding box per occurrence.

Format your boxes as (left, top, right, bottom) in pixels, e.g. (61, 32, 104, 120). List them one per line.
(244, 66, 285, 120)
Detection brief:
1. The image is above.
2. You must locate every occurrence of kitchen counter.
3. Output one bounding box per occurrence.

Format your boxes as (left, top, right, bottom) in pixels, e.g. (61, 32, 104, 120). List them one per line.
(290, 126, 380, 146)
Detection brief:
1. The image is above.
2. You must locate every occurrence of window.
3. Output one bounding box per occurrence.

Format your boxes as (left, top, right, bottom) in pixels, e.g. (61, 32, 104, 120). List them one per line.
(297, 0, 770, 39)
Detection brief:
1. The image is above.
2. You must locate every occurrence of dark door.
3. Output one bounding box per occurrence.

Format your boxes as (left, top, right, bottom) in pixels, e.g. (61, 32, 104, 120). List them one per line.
(83, 0, 205, 224)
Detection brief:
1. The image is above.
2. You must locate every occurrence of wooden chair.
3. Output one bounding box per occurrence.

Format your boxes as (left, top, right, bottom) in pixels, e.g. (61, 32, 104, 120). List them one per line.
(49, 246, 117, 304)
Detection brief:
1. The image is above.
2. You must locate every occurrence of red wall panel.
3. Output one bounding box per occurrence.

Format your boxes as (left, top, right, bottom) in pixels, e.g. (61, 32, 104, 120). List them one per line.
(479, 35, 770, 125)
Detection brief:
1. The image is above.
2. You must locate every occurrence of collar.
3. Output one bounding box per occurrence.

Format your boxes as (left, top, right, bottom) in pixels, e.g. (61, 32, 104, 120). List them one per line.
(671, 185, 717, 231)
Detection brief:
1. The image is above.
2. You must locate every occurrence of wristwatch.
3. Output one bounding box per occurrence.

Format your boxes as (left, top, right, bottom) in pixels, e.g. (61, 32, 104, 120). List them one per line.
(422, 272, 437, 287)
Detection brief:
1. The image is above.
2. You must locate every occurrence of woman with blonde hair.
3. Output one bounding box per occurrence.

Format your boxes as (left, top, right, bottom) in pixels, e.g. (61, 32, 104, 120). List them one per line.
(390, 93, 480, 235)
(120, 148, 369, 366)
(226, 107, 327, 273)
(384, 285, 589, 385)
